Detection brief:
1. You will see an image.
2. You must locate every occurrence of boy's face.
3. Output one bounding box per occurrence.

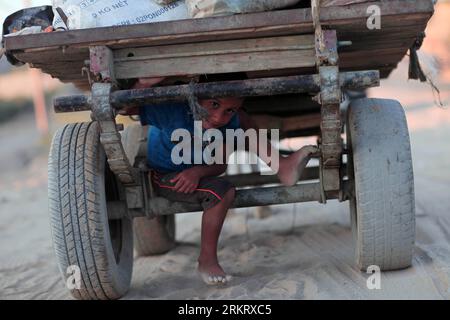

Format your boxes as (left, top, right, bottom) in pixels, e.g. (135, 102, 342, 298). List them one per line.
(199, 97, 244, 129)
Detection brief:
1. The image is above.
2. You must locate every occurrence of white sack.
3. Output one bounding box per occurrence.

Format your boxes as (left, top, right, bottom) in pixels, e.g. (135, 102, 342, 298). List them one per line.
(52, 0, 188, 30)
(185, 0, 301, 18)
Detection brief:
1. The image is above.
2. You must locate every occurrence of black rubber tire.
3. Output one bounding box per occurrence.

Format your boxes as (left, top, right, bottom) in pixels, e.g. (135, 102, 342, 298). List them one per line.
(346, 98, 415, 271)
(121, 124, 176, 257)
(48, 122, 133, 300)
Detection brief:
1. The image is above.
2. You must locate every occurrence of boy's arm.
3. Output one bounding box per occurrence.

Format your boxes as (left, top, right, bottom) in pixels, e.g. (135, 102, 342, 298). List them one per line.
(171, 137, 231, 193)
(170, 164, 228, 194)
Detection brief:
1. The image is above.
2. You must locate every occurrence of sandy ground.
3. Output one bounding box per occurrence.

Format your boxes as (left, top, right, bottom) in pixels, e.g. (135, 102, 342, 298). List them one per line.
(1, 3, 450, 300)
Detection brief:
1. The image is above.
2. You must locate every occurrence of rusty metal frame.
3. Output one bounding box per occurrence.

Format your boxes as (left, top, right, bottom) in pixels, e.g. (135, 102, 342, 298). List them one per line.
(89, 46, 146, 214)
(312, 1, 344, 201)
(83, 24, 374, 214)
(108, 181, 353, 219)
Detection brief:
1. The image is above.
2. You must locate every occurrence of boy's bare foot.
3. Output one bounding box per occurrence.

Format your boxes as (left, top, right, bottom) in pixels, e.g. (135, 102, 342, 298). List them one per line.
(278, 145, 319, 186)
(197, 260, 232, 286)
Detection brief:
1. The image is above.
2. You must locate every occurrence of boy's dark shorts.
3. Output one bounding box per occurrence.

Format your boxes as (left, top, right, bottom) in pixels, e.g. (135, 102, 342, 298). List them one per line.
(151, 171, 234, 211)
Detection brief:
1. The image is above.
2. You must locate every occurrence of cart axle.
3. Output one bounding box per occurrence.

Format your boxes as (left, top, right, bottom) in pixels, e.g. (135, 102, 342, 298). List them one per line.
(107, 180, 351, 219)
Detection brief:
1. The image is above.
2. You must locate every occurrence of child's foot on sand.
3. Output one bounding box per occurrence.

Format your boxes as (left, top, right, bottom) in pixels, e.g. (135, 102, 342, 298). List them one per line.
(197, 261, 232, 286)
(278, 145, 319, 186)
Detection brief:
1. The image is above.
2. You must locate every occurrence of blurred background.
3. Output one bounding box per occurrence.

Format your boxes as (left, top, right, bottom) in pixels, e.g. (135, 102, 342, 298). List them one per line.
(0, 0, 449, 299)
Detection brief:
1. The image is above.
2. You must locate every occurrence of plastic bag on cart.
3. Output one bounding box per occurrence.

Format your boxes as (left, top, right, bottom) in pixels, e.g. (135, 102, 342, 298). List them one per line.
(52, 0, 188, 30)
(185, 0, 302, 18)
(1, 6, 54, 66)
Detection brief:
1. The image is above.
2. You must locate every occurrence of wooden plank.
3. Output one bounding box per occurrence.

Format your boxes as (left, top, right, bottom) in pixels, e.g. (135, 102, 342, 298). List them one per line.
(4, 0, 433, 86)
(13, 21, 424, 64)
(3, 0, 433, 52)
(14, 47, 89, 64)
(39, 47, 407, 84)
(116, 50, 316, 79)
(114, 35, 314, 60)
(340, 47, 408, 64)
(31, 61, 87, 70)
(114, 35, 316, 79)
(335, 23, 428, 41)
(339, 38, 415, 53)
(12, 25, 422, 73)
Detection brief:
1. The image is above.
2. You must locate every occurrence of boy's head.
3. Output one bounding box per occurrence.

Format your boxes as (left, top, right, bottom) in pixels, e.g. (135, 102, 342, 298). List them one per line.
(198, 97, 244, 129)
(197, 73, 247, 129)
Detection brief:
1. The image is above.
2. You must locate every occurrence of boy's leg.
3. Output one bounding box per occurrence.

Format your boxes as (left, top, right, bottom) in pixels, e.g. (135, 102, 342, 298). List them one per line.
(198, 187, 235, 284)
(152, 172, 235, 284)
(231, 125, 318, 187)
(277, 145, 319, 186)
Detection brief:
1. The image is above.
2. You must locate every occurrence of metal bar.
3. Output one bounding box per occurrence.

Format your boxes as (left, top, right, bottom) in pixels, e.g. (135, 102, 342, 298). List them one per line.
(316, 30, 343, 195)
(114, 76, 320, 107)
(53, 71, 379, 113)
(112, 180, 351, 218)
(141, 182, 331, 217)
(91, 83, 138, 186)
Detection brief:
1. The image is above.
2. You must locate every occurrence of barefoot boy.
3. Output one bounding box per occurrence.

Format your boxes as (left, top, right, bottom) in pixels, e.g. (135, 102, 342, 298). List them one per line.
(129, 75, 317, 285)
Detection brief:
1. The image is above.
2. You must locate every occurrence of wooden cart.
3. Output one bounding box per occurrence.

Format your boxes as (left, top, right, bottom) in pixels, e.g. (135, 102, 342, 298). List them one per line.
(3, 0, 434, 300)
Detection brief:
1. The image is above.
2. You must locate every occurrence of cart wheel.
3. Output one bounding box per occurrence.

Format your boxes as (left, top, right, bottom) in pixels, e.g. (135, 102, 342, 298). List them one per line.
(48, 122, 133, 300)
(346, 99, 415, 271)
(133, 216, 176, 256)
(121, 124, 176, 256)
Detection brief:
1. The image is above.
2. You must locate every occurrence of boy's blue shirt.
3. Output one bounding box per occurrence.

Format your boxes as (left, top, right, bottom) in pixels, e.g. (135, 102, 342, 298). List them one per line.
(139, 102, 240, 173)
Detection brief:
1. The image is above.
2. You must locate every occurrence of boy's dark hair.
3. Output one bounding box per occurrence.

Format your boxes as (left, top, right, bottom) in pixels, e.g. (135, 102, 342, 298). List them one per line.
(188, 72, 247, 121)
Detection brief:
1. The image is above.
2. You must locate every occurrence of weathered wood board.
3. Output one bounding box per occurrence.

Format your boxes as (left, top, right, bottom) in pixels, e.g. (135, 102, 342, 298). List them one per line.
(3, 0, 434, 90)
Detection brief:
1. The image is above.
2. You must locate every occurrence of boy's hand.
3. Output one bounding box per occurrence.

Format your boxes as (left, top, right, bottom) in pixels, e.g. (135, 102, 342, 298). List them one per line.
(170, 167, 201, 194)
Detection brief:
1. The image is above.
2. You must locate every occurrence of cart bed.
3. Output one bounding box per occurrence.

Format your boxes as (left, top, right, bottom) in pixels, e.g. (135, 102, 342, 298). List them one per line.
(3, 0, 434, 91)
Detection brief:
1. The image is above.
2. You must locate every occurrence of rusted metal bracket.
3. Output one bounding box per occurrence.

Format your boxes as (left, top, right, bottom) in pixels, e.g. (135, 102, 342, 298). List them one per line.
(311, 0, 325, 62)
(90, 46, 117, 84)
(89, 45, 147, 212)
(312, 1, 343, 198)
(312, 0, 339, 66)
(318, 68, 342, 196)
(91, 82, 144, 211)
